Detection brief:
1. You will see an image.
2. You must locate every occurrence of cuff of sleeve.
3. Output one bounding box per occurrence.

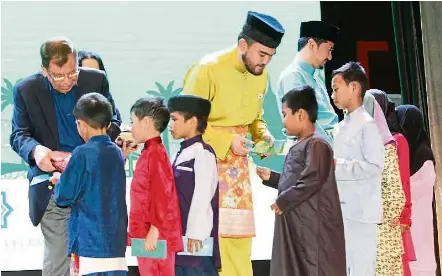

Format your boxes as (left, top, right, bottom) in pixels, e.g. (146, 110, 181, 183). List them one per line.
(251, 124, 268, 142)
(263, 171, 279, 189)
(144, 215, 160, 232)
(335, 158, 346, 165)
(27, 141, 41, 165)
(276, 193, 290, 213)
(186, 219, 212, 241)
(335, 158, 351, 174)
(270, 171, 279, 183)
(262, 179, 271, 187)
(186, 231, 208, 241)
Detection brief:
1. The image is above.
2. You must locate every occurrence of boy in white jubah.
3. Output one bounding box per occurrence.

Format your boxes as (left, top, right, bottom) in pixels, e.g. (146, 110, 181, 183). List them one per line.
(331, 62, 385, 276)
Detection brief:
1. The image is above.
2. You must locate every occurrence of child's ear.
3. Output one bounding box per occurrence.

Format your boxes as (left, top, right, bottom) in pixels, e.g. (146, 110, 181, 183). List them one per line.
(298, 109, 305, 121)
(76, 120, 84, 132)
(191, 116, 198, 127)
(143, 117, 152, 130)
(350, 81, 359, 92)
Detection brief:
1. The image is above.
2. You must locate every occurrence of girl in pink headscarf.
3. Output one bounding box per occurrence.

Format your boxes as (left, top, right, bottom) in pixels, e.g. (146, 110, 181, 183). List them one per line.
(368, 89, 416, 276)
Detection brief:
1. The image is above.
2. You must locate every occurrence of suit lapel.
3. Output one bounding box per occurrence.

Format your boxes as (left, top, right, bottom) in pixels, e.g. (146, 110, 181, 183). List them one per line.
(36, 77, 59, 145)
(75, 69, 89, 101)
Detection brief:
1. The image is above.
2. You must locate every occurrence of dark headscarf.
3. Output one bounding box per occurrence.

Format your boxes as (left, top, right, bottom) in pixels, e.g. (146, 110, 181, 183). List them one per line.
(367, 89, 400, 133)
(396, 104, 435, 175)
(77, 51, 106, 71)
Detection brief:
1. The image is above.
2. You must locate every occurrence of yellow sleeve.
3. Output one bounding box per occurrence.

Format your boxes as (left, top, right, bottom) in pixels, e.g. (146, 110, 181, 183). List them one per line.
(248, 77, 269, 142)
(182, 64, 235, 160)
(249, 108, 268, 142)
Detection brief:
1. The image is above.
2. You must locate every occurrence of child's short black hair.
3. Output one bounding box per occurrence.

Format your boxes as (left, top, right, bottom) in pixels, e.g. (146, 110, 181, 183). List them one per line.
(332, 61, 368, 98)
(130, 97, 170, 133)
(73, 92, 113, 129)
(282, 85, 318, 123)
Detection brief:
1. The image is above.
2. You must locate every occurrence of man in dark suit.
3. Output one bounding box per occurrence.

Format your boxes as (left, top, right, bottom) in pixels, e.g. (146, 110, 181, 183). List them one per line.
(9, 37, 122, 276)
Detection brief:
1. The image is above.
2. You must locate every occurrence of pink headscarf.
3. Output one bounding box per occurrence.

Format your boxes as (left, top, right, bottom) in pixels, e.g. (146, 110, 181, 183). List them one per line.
(363, 93, 394, 145)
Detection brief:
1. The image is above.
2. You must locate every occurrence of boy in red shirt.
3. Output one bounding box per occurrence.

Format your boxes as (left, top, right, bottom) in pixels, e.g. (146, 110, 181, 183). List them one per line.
(128, 97, 183, 276)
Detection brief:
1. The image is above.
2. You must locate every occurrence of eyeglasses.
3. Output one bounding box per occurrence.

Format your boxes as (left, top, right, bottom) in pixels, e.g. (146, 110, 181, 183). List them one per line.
(47, 69, 79, 82)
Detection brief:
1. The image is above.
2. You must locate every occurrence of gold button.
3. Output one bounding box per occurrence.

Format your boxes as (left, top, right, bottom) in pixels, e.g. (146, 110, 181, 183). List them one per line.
(48, 185, 53, 190)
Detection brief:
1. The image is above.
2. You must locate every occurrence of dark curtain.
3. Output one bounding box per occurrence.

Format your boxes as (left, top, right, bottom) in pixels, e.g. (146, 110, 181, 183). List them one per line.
(393, 2, 440, 274)
(419, 2, 442, 275)
(391, 1, 429, 127)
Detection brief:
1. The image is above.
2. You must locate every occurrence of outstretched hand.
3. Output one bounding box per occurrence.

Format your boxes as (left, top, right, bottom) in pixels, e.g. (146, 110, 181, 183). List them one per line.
(49, 172, 61, 185)
(120, 139, 138, 159)
(256, 167, 271, 181)
(261, 133, 275, 157)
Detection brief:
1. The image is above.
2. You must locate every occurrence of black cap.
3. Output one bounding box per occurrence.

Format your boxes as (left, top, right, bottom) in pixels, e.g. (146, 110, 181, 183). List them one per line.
(300, 21, 339, 43)
(241, 11, 285, 48)
(168, 95, 211, 117)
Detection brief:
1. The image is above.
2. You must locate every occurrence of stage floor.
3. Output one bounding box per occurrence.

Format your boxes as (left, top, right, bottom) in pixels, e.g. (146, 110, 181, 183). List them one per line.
(2, 261, 271, 276)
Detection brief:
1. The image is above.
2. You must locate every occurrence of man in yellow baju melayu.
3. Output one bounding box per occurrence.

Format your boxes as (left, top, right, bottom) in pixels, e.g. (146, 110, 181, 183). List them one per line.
(182, 11, 285, 276)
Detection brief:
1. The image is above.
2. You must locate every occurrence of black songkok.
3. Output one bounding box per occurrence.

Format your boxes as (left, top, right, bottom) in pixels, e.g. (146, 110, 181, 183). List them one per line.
(168, 95, 211, 117)
(241, 11, 285, 48)
(300, 21, 340, 43)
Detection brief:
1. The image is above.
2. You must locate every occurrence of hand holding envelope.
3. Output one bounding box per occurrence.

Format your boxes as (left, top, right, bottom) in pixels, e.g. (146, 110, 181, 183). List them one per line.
(116, 130, 139, 158)
(187, 238, 203, 254)
(51, 151, 72, 172)
(30, 151, 70, 188)
(131, 236, 214, 259)
(178, 237, 214, 257)
(33, 145, 57, 172)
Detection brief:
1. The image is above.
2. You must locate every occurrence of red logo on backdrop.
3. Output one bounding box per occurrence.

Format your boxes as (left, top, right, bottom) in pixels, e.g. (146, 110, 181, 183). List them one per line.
(357, 41, 389, 88)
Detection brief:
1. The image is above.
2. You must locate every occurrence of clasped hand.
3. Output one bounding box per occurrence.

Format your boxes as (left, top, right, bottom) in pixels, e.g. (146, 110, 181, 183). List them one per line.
(256, 167, 283, 215)
(230, 133, 274, 157)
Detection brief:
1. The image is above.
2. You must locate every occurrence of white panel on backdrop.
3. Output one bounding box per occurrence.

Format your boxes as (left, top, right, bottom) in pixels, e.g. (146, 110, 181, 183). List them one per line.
(0, 179, 139, 271)
(1, 1, 321, 271)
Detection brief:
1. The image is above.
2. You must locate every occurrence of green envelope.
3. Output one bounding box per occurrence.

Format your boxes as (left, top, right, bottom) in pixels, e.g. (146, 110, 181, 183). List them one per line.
(131, 238, 167, 259)
(252, 140, 287, 158)
(30, 173, 52, 186)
